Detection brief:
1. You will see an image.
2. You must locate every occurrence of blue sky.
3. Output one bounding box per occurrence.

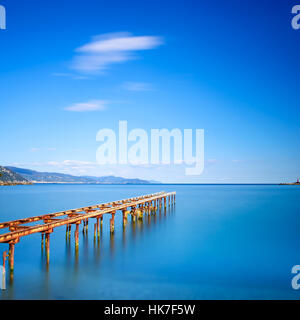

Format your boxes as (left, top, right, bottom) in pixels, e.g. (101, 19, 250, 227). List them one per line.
(0, 0, 299, 183)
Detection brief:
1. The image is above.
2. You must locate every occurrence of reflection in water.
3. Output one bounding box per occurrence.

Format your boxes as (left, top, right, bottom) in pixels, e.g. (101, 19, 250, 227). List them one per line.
(122, 224, 126, 249)
(93, 234, 101, 267)
(2, 185, 300, 300)
(74, 246, 79, 273)
(1, 203, 175, 298)
(65, 234, 71, 266)
(82, 225, 89, 263)
(109, 233, 115, 258)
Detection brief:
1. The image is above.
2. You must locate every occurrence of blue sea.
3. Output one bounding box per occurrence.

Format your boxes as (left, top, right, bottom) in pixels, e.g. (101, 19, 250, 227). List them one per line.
(0, 184, 299, 300)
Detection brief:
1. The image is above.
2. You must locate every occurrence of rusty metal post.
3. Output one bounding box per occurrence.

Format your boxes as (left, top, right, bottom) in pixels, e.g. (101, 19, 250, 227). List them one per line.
(122, 210, 127, 226)
(131, 207, 136, 222)
(9, 243, 15, 273)
(110, 213, 115, 233)
(75, 224, 79, 247)
(94, 223, 97, 239)
(145, 202, 148, 214)
(2, 251, 8, 270)
(45, 233, 50, 265)
(68, 225, 70, 237)
(97, 217, 100, 237)
(138, 209, 143, 221)
(41, 233, 44, 250)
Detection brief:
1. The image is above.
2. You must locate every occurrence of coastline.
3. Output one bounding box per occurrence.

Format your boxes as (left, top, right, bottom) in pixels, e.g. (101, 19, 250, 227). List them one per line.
(0, 182, 33, 186)
(279, 183, 300, 186)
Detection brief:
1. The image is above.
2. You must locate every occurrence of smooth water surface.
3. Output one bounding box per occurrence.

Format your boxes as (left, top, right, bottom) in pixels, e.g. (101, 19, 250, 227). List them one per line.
(0, 184, 299, 299)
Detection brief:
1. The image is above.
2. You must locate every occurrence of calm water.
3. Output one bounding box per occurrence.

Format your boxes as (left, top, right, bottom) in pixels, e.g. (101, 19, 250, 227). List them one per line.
(0, 184, 299, 300)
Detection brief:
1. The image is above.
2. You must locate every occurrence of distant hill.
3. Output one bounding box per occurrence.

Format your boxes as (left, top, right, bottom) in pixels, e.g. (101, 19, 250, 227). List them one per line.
(6, 166, 159, 184)
(0, 166, 31, 185)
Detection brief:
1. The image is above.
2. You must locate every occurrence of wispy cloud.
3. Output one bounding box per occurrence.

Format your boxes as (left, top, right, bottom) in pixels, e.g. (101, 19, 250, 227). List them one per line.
(52, 72, 89, 80)
(232, 159, 242, 163)
(64, 100, 108, 112)
(122, 81, 153, 91)
(72, 32, 163, 74)
(30, 147, 57, 152)
(47, 160, 96, 170)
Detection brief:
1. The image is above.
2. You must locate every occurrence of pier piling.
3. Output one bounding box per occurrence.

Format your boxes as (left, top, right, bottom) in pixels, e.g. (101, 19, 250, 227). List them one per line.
(0, 191, 176, 272)
(45, 232, 50, 265)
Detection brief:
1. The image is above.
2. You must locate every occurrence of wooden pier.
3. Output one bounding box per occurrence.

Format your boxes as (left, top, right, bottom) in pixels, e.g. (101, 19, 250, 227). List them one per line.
(0, 191, 176, 273)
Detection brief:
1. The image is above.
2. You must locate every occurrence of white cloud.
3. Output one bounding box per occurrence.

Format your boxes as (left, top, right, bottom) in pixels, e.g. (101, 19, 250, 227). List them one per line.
(60, 160, 95, 166)
(64, 100, 108, 112)
(29, 148, 57, 153)
(72, 32, 163, 73)
(46, 160, 98, 173)
(123, 82, 153, 91)
(52, 72, 89, 80)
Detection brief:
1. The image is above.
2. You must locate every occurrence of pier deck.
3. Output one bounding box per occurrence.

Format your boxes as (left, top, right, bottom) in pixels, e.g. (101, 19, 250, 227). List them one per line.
(0, 191, 176, 273)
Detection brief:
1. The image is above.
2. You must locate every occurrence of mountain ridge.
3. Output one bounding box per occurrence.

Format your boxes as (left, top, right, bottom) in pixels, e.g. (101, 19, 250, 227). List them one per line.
(0, 166, 31, 185)
(6, 166, 160, 184)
